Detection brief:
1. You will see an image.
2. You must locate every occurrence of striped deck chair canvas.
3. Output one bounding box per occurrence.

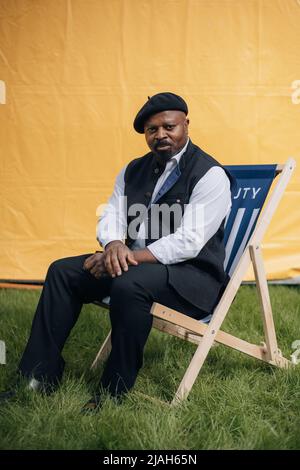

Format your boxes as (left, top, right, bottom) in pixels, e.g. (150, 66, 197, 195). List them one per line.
(91, 159, 296, 405)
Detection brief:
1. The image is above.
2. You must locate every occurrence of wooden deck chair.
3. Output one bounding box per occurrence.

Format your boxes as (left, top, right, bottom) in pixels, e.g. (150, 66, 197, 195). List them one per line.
(91, 158, 296, 405)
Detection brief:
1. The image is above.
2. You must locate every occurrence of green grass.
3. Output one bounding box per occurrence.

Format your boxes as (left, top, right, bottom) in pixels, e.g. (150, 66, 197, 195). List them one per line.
(0, 285, 300, 450)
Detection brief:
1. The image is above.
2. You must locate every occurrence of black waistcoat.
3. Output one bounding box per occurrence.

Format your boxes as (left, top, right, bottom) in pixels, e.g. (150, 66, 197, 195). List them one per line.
(124, 140, 231, 313)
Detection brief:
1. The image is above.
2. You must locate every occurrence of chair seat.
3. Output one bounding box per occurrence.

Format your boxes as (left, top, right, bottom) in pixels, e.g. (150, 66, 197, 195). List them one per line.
(99, 296, 212, 324)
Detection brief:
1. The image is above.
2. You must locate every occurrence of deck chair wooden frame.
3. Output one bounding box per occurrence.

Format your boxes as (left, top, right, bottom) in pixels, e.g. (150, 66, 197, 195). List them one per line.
(0, 340, 5, 365)
(91, 158, 296, 405)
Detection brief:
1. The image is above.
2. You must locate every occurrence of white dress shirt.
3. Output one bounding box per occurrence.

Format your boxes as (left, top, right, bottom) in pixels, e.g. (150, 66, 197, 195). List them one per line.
(97, 141, 232, 264)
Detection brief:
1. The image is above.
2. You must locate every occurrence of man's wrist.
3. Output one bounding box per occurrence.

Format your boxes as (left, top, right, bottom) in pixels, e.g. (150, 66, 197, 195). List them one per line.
(132, 248, 158, 264)
(105, 240, 124, 250)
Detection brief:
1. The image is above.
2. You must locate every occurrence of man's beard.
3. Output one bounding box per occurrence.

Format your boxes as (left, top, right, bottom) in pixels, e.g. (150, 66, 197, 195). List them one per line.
(154, 148, 173, 162)
(153, 142, 173, 163)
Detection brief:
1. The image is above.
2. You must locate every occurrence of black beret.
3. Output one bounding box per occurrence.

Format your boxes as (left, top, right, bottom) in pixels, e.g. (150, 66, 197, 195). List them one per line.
(133, 92, 188, 134)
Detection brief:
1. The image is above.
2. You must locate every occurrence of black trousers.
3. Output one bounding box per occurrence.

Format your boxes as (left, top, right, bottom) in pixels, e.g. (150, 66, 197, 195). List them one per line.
(18, 254, 207, 396)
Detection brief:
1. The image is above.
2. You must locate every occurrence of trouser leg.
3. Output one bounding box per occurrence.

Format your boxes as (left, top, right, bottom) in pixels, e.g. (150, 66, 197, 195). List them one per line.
(100, 263, 207, 397)
(18, 254, 111, 386)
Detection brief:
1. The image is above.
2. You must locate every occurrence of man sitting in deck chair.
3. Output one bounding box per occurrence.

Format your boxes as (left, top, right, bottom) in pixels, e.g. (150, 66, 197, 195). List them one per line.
(0, 92, 233, 412)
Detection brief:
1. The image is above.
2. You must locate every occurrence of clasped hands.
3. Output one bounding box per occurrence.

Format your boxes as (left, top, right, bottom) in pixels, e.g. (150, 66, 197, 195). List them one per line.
(83, 241, 138, 279)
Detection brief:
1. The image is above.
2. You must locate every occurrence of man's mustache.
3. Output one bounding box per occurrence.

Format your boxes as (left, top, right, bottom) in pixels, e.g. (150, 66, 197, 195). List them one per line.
(154, 140, 171, 150)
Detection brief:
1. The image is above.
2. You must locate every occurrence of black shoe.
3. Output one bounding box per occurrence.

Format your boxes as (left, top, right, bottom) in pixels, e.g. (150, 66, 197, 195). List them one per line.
(0, 388, 17, 404)
(81, 394, 105, 415)
(25, 377, 57, 395)
(0, 377, 50, 405)
(81, 390, 124, 415)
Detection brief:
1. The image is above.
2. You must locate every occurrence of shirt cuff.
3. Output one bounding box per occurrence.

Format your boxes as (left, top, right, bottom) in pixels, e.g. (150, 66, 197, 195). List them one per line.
(147, 241, 168, 264)
(98, 237, 125, 249)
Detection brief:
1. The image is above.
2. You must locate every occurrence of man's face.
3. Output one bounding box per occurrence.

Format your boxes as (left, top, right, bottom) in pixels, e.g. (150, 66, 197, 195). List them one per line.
(144, 110, 189, 162)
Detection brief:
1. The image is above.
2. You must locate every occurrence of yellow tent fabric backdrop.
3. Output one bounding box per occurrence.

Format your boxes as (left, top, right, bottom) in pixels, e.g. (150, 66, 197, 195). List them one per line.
(0, 0, 299, 281)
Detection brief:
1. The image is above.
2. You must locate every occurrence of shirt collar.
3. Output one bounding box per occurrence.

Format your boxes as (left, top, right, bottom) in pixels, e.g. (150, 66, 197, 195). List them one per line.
(168, 138, 190, 167)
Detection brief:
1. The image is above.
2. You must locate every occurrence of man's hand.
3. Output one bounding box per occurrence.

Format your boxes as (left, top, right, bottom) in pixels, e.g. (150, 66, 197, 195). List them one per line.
(83, 252, 107, 279)
(104, 241, 138, 277)
(83, 243, 157, 279)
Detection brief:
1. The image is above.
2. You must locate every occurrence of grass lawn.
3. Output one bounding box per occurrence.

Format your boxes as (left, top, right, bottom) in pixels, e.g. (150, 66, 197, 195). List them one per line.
(0, 285, 300, 450)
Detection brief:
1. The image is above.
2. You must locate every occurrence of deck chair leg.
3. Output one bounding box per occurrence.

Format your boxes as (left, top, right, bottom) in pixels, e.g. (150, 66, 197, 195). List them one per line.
(172, 332, 215, 405)
(0, 340, 6, 365)
(250, 245, 281, 363)
(172, 248, 256, 405)
(90, 331, 112, 370)
(168, 251, 247, 404)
